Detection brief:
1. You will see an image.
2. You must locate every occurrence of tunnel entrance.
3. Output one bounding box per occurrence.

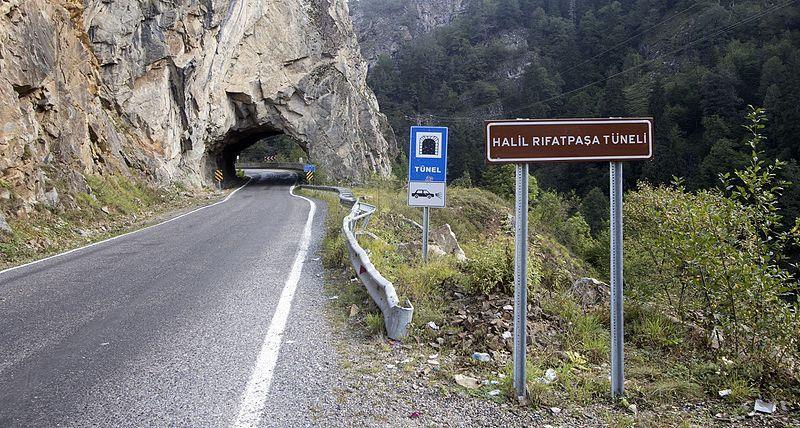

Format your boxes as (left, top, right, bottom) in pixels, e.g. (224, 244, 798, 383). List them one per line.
(210, 126, 310, 187)
(208, 92, 311, 187)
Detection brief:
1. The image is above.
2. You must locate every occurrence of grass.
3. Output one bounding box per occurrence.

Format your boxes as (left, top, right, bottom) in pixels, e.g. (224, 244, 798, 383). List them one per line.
(302, 183, 800, 425)
(0, 173, 216, 269)
(364, 312, 385, 335)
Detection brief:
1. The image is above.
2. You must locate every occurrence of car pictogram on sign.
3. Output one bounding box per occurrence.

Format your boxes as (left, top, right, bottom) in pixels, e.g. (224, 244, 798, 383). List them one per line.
(411, 189, 435, 199)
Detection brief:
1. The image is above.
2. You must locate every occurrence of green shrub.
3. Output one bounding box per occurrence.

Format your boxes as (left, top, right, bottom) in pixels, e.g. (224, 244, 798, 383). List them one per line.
(322, 233, 348, 268)
(460, 236, 541, 296)
(391, 258, 459, 303)
(364, 312, 385, 335)
(625, 107, 799, 371)
(531, 190, 599, 260)
(568, 314, 610, 362)
(84, 174, 157, 215)
(450, 171, 473, 187)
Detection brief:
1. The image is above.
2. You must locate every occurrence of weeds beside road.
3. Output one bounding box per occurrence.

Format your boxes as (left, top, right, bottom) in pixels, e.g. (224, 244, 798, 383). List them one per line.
(300, 175, 799, 426)
(0, 174, 229, 270)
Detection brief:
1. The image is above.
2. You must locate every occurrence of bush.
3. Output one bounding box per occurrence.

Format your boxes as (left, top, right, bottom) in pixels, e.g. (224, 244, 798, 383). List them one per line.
(625, 107, 799, 371)
(531, 190, 600, 260)
(460, 236, 541, 296)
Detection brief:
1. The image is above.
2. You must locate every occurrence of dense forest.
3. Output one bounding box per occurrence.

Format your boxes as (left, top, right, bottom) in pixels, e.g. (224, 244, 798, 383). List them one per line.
(362, 0, 800, 225)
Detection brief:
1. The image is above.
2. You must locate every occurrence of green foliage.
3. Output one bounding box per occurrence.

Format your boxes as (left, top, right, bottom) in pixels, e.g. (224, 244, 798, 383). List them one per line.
(480, 165, 538, 201)
(530, 190, 600, 261)
(459, 236, 541, 296)
(84, 175, 157, 216)
(364, 0, 800, 228)
(450, 170, 473, 188)
(364, 312, 385, 336)
(237, 135, 308, 164)
(625, 108, 799, 371)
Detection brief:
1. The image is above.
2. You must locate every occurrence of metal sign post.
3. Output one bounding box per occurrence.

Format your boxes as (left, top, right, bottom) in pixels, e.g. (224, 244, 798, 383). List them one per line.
(513, 163, 529, 399)
(609, 162, 624, 397)
(422, 207, 430, 263)
(407, 126, 449, 263)
(484, 117, 653, 400)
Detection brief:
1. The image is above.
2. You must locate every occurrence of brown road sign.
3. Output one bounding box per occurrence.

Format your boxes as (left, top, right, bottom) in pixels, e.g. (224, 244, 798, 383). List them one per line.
(485, 118, 653, 163)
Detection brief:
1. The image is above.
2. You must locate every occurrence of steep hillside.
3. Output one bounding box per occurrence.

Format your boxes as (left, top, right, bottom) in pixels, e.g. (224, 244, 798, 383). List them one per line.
(0, 0, 397, 221)
(350, 0, 467, 64)
(354, 0, 800, 224)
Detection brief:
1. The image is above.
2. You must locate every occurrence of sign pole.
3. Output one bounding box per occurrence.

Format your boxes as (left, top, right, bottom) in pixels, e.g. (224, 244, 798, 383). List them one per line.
(513, 163, 529, 399)
(609, 161, 624, 398)
(422, 206, 430, 263)
(485, 118, 652, 402)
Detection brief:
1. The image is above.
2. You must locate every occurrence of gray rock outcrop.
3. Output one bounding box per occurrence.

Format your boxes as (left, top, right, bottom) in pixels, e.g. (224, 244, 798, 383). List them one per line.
(350, 0, 466, 65)
(1, 0, 396, 215)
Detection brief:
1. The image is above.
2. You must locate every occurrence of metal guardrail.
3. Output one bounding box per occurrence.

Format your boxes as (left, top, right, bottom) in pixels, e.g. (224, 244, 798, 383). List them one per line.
(301, 185, 356, 208)
(301, 185, 413, 339)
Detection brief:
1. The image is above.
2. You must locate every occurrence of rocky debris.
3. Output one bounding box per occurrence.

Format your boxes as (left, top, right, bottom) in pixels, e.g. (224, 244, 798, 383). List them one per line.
(471, 352, 491, 362)
(454, 374, 480, 389)
(754, 399, 776, 414)
(536, 368, 558, 385)
(428, 244, 448, 258)
(0, 213, 12, 235)
(349, 304, 360, 318)
(429, 289, 552, 360)
(43, 188, 59, 208)
(569, 277, 610, 308)
(430, 224, 467, 261)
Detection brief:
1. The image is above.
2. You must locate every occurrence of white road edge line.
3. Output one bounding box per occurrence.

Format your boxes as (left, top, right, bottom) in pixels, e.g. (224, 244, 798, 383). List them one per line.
(233, 185, 316, 428)
(0, 178, 252, 277)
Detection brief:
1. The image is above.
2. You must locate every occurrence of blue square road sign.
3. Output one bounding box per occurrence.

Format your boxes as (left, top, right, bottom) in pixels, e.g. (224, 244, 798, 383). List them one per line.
(408, 127, 448, 183)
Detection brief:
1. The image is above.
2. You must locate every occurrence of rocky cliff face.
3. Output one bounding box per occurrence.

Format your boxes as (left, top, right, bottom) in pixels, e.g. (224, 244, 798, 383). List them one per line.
(0, 0, 395, 216)
(350, 0, 466, 65)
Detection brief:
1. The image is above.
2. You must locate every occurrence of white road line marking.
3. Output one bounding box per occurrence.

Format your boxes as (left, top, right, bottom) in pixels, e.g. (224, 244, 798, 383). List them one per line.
(233, 185, 316, 428)
(0, 178, 252, 278)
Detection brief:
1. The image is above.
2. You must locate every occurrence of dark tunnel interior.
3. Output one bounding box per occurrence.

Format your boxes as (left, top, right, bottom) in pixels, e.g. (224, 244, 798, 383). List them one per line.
(210, 125, 309, 187)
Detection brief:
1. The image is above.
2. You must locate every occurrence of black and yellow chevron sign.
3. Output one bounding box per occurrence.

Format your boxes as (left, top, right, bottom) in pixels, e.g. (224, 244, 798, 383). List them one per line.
(214, 169, 223, 182)
(305, 171, 314, 182)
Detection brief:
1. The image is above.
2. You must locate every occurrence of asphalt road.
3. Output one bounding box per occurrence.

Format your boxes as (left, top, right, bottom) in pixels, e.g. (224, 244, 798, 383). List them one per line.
(0, 170, 340, 427)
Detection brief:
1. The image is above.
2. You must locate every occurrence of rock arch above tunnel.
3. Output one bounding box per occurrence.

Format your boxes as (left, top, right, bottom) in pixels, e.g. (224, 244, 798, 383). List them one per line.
(85, 0, 398, 185)
(0, 0, 398, 213)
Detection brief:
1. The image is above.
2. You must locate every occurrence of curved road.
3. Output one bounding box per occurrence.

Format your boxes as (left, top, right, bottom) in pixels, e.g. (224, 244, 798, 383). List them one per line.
(0, 170, 339, 427)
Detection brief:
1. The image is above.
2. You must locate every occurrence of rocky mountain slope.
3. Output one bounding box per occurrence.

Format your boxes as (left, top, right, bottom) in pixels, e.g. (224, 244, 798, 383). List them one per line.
(0, 0, 396, 218)
(350, 0, 466, 65)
